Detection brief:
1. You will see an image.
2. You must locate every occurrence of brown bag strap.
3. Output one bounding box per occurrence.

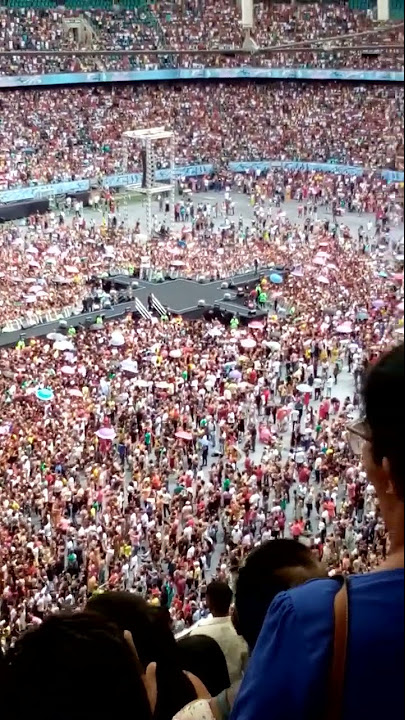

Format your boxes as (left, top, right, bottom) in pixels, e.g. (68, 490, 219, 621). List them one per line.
(327, 579, 349, 720)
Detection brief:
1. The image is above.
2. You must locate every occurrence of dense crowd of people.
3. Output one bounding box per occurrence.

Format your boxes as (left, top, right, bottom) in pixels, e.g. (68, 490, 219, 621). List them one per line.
(156, 0, 403, 54)
(0, 189, 403, 714)
(0, 168, 403, 330)
(0, 5, 404, 716)
(0, 82, 403, 193)
(0, 171, 403, 637)
(0, 0, 403, 75)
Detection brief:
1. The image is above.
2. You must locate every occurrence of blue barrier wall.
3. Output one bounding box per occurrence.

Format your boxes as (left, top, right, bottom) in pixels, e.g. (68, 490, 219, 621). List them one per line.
(0, 67, 403, 88)
(0, 162, 403, 205)
(229, 161, 404, 182)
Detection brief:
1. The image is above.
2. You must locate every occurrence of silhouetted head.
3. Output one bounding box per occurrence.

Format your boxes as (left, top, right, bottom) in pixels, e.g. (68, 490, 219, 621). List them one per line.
(206, 581, 233, 618)
(235, 540, 325, 650)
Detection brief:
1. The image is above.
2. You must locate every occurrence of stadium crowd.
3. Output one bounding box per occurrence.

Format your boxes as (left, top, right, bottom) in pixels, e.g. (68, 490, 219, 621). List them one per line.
(157, 0, 403, 52)
(0, 167, 403, 330)
(0, 199, 403, 715)
(0, 82, 403, 193)
(0, 5, 404, 718)
(0, 0, 403, 75)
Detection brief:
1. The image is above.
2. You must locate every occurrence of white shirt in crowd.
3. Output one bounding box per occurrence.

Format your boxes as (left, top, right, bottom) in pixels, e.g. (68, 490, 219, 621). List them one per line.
(189, 615, 248, 684)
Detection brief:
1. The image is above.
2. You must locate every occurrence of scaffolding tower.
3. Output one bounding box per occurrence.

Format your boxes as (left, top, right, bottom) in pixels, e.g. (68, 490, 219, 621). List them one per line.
(123, 127, 176, 240)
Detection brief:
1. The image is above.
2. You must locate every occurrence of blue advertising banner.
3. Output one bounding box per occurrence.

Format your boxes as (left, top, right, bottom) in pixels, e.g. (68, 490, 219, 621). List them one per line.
(0, 162, 403, 204)
(102, 165, 214, 189)
(0, 179, 91, 204)
(0, 67, 403, 89)
(229, 160, 366, 175)
(229, 161, 405, 183)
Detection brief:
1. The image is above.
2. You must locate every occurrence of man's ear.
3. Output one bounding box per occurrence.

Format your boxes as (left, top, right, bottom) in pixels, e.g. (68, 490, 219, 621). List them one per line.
(124, 630, 158, 713)
(144, 662, 158, 714)
(124, 629, 140, 660)
(382, 457, 396, 495)
(231, 606, 242, 636)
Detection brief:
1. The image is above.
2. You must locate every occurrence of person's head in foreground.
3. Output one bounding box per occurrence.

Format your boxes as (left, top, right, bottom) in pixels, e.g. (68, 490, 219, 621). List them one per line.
(6, 612, 152, 720)
(87, 591, 206, 720)
(359, 342, 404, 559)
(234, 539, 326, 651)
(177, 634, 230, 697)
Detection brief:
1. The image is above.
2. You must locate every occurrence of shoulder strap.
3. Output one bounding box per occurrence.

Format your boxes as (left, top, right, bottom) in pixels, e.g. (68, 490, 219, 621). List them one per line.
(327, 579, 349, 720)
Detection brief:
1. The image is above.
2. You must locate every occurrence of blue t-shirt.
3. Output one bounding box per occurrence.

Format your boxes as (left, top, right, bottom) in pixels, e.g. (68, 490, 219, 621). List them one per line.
(231, 570, 404, 720)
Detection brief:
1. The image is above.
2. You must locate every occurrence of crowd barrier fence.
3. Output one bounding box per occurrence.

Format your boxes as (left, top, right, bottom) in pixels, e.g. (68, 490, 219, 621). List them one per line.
(1, 161, 404, 205)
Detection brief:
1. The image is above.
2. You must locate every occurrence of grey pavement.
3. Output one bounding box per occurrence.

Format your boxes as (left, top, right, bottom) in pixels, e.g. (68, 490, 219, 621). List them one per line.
(76, 189, 404, 248)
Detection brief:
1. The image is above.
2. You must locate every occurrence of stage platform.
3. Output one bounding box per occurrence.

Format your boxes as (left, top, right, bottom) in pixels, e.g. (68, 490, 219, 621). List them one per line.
(0, 269, 270, 348)
(113, 269, 268, 315)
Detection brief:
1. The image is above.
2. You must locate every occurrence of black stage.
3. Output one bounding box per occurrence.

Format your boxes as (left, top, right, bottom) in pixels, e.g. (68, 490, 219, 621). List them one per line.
(0, 191, 91, 222)
(112, 270, 267, 314)
(0, 270, 269, 348)
(0, 198, 50, 222)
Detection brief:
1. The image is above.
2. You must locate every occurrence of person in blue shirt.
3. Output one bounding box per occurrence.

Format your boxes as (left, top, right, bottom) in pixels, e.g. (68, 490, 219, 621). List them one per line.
(232, 343, 404, 720)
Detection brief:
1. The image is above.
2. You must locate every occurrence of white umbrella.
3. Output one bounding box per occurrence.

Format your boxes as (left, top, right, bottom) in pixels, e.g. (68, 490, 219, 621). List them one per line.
(47, 245, 61, 256)
(170, 349, 182, 358)
(65, 265, 80, 274)
(240, 338, 257, 349)
(136, 379, 149, 388)
(317, 276, 330, 285)
(297, 383, 312, 393)
(54, 340, 75, 352)
(29, 285, 43, 294)
(337, 323, 353, 334)
(68, 389, 83, 398)
(110, 332, 125, 347)
(47, 332, 65, 341)
(121, 359, 138, 374)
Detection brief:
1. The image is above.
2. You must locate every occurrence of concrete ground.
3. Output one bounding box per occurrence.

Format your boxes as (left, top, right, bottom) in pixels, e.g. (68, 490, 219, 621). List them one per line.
(81, 189, 404, 248)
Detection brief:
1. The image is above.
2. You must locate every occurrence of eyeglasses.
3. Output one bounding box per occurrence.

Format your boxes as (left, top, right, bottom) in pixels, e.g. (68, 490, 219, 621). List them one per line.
(347, 418, 371, 456)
